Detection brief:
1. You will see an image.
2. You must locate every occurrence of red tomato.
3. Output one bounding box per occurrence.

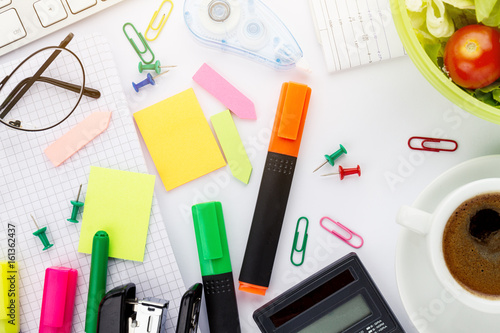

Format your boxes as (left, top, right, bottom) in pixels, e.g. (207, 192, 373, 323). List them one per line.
(444, 25, 500, 89)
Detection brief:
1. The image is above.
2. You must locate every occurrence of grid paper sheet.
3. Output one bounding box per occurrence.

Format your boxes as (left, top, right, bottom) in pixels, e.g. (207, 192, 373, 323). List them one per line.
(0, 34, 184, 332)
(309, 0, 406, 72)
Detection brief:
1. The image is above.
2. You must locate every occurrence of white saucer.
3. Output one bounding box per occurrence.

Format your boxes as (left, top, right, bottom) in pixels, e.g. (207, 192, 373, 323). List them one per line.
(396, 155, 500, 332)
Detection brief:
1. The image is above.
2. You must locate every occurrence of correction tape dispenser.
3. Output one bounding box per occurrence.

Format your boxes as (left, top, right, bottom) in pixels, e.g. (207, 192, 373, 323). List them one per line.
(183, 0, 308, 71)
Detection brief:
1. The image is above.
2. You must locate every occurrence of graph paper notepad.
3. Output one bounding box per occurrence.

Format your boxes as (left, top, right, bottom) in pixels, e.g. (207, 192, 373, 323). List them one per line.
(0, 34, 184, 332)
(309, 0, 406, 72)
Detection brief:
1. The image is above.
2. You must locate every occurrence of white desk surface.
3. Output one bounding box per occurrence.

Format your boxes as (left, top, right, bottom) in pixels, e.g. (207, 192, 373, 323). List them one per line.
(3, 0, 500, 332)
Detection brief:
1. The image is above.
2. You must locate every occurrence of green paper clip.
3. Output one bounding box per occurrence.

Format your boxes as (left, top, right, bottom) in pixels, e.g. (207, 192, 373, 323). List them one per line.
(290, 217, 308, 266)
(123, 22, 155, 64)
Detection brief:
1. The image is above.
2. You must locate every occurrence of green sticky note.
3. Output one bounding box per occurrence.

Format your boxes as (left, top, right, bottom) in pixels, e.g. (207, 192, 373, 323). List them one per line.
(78, 166, 155, 262)
(211, 110, 252, 184)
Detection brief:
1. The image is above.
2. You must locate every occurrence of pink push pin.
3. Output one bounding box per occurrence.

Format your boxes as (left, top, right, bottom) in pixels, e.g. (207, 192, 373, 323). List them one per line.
(321, 165, 361, 180)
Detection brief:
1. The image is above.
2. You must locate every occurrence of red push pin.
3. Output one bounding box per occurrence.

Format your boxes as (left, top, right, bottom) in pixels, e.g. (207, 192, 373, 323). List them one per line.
(321, 165, 361, 180)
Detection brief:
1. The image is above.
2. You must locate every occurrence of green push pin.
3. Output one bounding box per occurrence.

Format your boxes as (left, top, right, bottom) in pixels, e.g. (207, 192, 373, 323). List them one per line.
(313, 144, 347, 173)
(138, 60, 177, 74)
(31, 215, 54, 251)
(67, 184, 84, 223)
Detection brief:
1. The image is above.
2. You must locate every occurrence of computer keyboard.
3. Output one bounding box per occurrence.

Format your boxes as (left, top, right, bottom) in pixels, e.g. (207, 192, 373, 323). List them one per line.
(0, 0, 127, 57)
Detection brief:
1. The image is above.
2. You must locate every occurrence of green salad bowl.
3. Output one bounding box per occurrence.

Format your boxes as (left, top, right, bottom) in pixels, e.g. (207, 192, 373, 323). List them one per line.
(390, 0, 500, 124)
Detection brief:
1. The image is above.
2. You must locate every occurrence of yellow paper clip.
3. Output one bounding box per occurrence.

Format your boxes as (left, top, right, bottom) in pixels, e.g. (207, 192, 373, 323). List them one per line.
(123, 22, 155, 64)
(145, 0, 174, 41)
(0, 262, 19, 333)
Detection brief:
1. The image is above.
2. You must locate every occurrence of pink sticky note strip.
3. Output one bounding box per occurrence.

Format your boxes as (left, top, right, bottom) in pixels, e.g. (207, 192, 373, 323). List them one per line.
(193, 63, 256, 119)
(44, 112, 112, 167)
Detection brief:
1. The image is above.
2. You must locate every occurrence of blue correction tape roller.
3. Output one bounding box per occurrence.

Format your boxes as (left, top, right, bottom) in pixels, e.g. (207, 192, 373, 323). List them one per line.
(183, 0, 309, 71)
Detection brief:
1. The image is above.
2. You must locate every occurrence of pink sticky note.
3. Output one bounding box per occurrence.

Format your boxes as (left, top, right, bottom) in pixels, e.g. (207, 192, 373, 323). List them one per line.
(44, 112, 112, 167)
(193, 63, 256, 119)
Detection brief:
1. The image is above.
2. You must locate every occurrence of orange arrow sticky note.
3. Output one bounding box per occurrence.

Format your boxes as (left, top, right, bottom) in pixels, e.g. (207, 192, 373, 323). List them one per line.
(44, 112, 112, 167)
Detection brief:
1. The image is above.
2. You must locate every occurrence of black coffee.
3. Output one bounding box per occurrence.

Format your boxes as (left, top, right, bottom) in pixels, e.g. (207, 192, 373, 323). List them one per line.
(443, 192, 500, 298)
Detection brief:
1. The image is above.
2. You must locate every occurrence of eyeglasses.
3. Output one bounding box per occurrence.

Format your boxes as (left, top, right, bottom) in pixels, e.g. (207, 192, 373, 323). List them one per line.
(0, 33, 101, 132)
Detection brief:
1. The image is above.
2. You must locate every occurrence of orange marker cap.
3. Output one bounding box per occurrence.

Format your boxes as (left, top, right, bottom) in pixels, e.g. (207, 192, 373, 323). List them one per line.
(268, 82, 312, 158)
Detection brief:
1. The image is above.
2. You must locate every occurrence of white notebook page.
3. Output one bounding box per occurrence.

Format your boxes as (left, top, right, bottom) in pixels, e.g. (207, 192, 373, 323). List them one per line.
(0, 34, 184, 332)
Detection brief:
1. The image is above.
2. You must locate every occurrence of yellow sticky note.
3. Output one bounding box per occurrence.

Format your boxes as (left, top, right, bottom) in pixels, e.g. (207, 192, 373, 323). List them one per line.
(78, 166, 155, 262)
(133, 88, 226, 191)
(211, 110, 252, 184)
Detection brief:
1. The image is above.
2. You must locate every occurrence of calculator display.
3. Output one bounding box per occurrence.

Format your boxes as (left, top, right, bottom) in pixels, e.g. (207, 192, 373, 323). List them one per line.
(270, 269, 355, 327)
(297, 294, 372, 333)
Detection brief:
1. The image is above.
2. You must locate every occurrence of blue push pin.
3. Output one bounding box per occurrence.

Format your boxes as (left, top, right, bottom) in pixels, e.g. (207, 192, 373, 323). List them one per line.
(132, 71, 169, 92)
(31, 214, 54, 251)
(313, 144, 347, 173)
(67, 184, 84, 223)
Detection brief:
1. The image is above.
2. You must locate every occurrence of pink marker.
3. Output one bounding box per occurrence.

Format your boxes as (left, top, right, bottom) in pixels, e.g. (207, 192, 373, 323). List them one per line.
(40, 267, 78, 333)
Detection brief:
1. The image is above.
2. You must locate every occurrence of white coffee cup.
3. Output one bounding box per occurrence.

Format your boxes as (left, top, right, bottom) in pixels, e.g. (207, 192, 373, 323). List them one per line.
(396, 178, 500, 314)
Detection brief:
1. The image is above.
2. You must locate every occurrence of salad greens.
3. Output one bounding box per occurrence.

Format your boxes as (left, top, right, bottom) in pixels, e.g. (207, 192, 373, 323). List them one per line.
(406, 0, 500, 107)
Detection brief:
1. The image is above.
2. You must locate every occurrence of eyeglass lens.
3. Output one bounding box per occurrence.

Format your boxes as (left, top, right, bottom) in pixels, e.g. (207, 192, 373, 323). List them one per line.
(0, 47, 84, 131)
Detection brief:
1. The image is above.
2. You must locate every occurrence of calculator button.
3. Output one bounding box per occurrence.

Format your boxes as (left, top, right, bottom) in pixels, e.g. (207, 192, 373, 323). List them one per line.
(65, 0, 96, 14)
(34, 0, 68, 27)
(0, 0, 12, 9)
(0, 9, 26, 48)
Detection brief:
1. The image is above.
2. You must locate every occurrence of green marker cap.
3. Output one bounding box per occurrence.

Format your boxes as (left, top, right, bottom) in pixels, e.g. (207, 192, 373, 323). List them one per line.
(192, 202, 232, 277)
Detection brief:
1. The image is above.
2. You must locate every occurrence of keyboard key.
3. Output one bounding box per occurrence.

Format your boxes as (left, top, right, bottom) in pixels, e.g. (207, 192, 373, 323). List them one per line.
(65, 0, 96, 14)
(34, 0, 67, 27)
(0, 9, 26, 48)
(0, 0, 12, 9)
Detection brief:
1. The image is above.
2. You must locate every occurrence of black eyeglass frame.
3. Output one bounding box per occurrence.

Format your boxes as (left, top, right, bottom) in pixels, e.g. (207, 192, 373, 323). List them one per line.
(0, 44, 96, 132)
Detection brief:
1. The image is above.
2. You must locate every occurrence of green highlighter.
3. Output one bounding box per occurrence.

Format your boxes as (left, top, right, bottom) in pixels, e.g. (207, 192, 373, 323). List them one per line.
(192, 202, 241, 333)
(85, 230, 109, 333)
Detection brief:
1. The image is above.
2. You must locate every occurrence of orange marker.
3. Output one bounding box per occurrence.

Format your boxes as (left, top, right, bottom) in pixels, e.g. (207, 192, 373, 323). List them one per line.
(239, 82, 311, 296)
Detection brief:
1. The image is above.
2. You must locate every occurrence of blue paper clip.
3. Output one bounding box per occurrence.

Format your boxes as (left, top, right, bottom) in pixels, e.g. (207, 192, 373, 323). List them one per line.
(123, 22, 155, 64)
(145, 0, 174, 41)
(290, 217, 309, 266)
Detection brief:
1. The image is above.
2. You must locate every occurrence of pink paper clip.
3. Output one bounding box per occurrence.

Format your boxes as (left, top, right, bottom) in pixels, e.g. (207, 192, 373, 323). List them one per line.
(408, 136, 458, 152)
(40, 266, 78, 333)
(320, 216, 364, 248)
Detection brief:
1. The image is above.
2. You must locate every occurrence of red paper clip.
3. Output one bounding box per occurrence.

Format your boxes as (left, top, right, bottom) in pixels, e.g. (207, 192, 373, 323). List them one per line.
(408, 136, 458, 152)
(319, 216, 364, 248)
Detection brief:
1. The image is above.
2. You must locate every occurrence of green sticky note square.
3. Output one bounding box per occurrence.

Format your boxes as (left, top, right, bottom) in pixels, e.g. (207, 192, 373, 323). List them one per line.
(78, 166, 156, 262)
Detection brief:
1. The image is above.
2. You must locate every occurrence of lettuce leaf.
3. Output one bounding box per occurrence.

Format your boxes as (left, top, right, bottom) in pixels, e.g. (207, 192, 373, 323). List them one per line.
(445, 5, 479, 29)
(409, 9, 427, 28)
(442, 0, 475, 8)
(477, 81, 500, 93)
(424, 42, 445, 65)
(473, 89, 500, 107)
(475, 0, 500, 26)
(493, 89, 500, 103)
(474, 90, 498, 105)
(426, 0, 456, 37)
(407, 0, 427, 12)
